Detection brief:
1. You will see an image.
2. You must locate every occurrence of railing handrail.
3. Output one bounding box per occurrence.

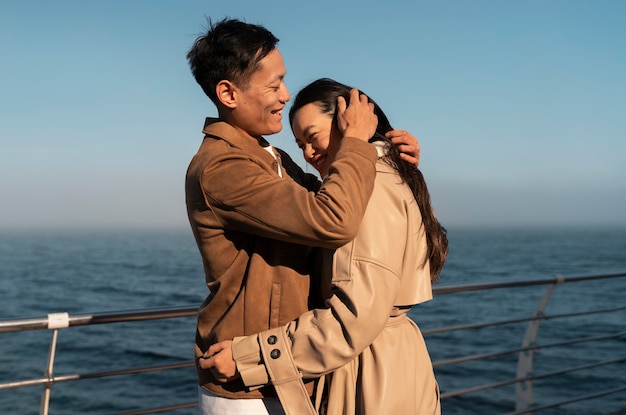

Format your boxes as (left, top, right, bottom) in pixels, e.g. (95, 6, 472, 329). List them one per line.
(0, 306, 198, 333)
(0, 362, 195, 391)
(2, 271, 624, 333)
(431, 271, 626, 294)
(423, 304, 626, 335)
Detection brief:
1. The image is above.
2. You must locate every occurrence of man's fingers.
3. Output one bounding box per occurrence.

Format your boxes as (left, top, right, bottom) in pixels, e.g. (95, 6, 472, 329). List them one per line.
(353, 88, 364, 104)
(337, 96, 347, 114)
(386, 129, 420, 166)
(387, 130, 419, 145)
(399, 152, 418, 165)
(337, 88, 377, 140)
(197, 355, 215, 370)
(198, 355, 230, 383)
(205, 344, 221, 357)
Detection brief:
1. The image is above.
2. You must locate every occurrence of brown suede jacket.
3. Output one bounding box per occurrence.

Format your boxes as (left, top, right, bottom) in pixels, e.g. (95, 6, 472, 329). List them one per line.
(185, 118, 377, 399)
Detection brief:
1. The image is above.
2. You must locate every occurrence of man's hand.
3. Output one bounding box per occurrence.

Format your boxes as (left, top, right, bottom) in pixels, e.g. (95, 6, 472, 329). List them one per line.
(197, 340, 239, 383)
(387, 129, 420, 166)
(336, 88, 378, 142)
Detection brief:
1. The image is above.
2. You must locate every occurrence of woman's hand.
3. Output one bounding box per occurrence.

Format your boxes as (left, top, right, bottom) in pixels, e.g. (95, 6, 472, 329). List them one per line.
(387, 129, 420, 166)
(197, 340, 239, 383)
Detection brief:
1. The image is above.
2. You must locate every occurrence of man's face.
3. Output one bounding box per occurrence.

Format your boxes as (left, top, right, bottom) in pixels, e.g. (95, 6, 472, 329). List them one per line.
(231, 48, 290, 140)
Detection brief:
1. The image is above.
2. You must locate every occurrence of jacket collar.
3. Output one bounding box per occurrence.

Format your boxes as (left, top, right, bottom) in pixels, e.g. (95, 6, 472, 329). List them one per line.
(202, 117, 274, 158)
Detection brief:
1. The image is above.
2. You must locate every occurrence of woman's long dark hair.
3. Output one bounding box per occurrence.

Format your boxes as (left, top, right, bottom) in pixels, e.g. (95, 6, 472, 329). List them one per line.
(289, 78, 448, 282)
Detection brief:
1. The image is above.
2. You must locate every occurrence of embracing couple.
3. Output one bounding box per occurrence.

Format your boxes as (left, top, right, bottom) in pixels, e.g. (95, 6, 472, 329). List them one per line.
(185, 18, 448, 415)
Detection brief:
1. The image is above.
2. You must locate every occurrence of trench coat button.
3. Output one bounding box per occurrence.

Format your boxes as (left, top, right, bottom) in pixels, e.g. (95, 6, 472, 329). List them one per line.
(267, 335, 278, 345)
(270, 349, 281, 359)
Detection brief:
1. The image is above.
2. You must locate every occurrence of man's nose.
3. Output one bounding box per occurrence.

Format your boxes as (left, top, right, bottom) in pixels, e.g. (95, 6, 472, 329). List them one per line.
(280, 84, 290, 103)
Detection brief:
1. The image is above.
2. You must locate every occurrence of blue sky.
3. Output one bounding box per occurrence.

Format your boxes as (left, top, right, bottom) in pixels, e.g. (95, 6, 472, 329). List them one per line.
(1, 0, 624, 230)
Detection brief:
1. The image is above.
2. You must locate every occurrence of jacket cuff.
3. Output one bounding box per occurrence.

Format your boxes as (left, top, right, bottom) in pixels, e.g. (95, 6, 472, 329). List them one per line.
(232, 335, 269, 389)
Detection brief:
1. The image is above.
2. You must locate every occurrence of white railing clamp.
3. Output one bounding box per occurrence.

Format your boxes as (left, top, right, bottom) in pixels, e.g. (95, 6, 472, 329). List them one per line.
(47, 313, 70, 330)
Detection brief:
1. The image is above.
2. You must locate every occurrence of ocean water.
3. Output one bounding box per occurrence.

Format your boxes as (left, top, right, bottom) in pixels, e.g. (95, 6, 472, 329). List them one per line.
(1, 227, 625, 414)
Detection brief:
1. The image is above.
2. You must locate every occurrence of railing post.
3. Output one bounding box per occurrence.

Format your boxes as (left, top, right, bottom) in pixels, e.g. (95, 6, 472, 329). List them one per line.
(40, 329, 58, 415)
(515, 275, 565, 413)
(40, 313, 69, 415)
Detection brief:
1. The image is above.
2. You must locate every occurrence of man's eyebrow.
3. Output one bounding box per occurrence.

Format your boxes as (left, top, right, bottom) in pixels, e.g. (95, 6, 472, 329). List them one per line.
(271, 72, 286, 83)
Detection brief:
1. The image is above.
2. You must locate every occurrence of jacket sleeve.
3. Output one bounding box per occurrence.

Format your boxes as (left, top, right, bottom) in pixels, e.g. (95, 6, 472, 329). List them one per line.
(232, 170, 412, 384)
(198, 137, 376, 248)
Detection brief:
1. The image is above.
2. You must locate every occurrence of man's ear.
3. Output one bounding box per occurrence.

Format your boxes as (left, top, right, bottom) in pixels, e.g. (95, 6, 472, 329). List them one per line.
(216, 80, 237, 109)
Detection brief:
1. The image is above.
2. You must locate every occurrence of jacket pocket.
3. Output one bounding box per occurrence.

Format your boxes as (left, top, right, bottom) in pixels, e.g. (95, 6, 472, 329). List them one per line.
(269, 282, 282, 327)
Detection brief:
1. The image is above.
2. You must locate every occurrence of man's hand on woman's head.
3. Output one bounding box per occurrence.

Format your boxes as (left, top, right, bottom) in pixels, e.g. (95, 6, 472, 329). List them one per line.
(387, 129, 420, 166)
(337, 88, 378, 142)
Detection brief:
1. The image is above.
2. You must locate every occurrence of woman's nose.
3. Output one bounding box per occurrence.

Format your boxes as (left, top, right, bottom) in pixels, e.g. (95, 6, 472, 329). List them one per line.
(304, 144, 314, 161)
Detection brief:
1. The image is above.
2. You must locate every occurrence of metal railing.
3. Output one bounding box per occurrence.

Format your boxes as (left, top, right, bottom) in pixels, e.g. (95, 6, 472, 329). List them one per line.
(1, 272, 625, 415)
(426, 272, 626, 415)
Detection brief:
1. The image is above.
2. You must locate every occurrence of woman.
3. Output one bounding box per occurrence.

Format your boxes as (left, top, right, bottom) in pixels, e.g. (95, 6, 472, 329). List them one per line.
(202, 78, 448, 415)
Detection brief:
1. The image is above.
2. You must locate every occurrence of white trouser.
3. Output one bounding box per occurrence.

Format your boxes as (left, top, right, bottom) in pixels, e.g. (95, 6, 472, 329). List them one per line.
(198, 386, 285, 415)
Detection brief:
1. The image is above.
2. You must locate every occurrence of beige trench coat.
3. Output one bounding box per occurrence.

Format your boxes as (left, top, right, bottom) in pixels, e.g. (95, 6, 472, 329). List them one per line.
(233, 143, 441, 414)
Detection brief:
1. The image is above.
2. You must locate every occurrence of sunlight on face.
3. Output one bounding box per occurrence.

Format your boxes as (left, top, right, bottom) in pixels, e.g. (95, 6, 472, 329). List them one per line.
(230, 48, 290, 140)
(291, 102, 341, 177)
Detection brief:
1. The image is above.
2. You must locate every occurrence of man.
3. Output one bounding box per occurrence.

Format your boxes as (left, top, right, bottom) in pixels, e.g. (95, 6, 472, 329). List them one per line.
(186, 18, 420, 414)
(186, 18, 381, 414)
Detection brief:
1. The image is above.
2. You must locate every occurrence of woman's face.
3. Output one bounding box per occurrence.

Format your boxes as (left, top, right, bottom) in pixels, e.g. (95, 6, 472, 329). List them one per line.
(292, 102, 341, 177)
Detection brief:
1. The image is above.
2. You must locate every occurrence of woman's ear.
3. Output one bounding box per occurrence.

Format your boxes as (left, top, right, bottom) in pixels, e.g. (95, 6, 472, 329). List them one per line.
(216, 80, 237, 109)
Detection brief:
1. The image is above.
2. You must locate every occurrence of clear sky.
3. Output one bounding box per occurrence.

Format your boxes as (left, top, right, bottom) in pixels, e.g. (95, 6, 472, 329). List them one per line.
(1, 0, 624, 230)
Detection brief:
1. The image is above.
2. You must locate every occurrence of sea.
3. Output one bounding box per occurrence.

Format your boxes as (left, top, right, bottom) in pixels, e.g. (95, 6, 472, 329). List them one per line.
(1, 226, 625, 415)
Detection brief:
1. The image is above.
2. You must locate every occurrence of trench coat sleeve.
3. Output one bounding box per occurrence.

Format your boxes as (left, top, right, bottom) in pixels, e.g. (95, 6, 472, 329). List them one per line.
(196, 136, 376, 248)
(232, 168, 412, 386)
(233, 262, 401, 381)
